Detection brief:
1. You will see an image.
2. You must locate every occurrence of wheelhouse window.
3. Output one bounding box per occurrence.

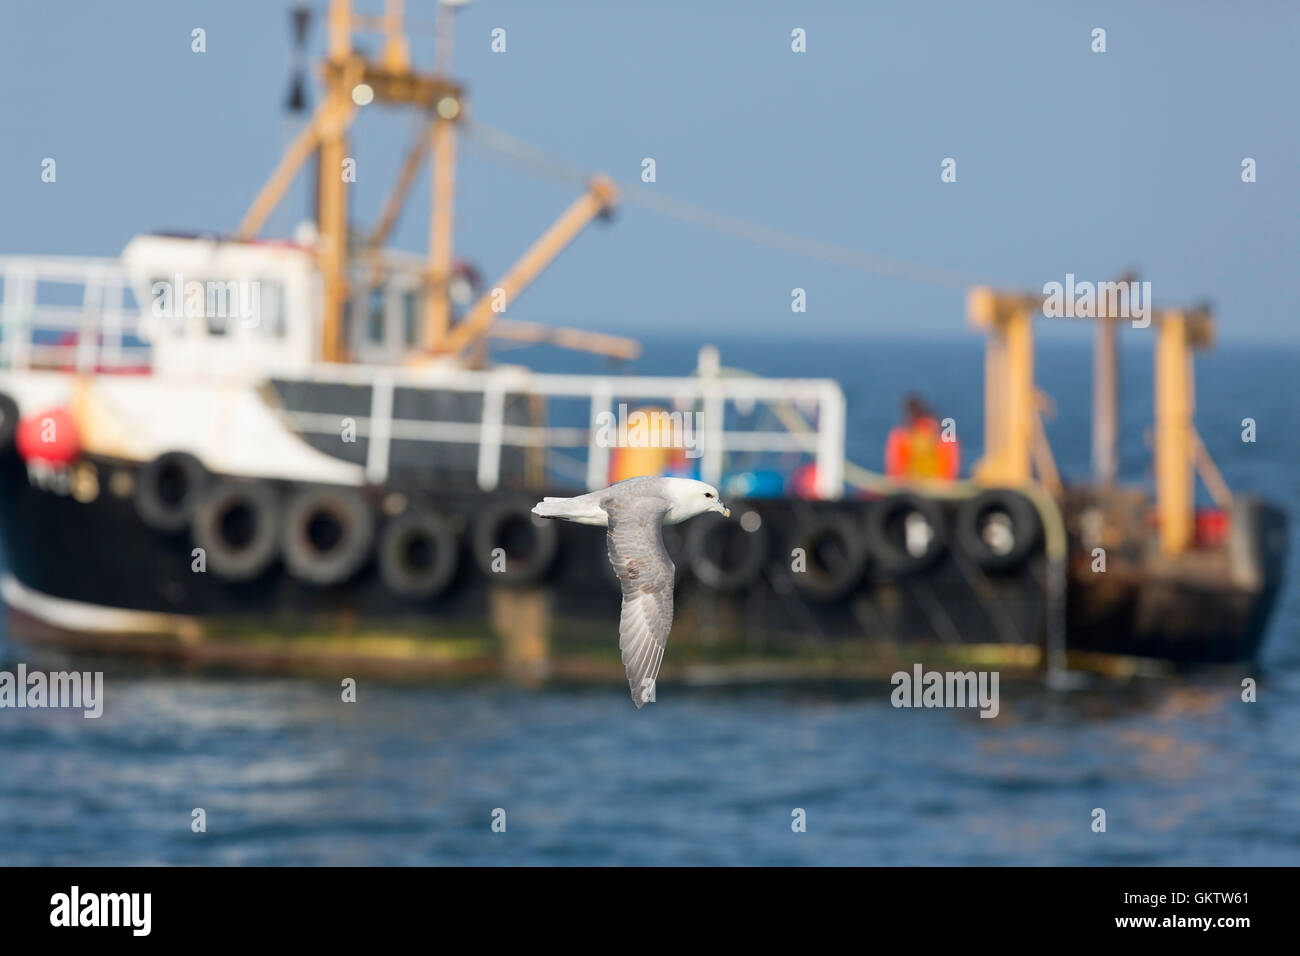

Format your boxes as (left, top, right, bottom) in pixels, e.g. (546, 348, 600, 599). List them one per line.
(403, 289, 421, 347)
(366, 285, 385, 345)
(257, 279, 286, 339)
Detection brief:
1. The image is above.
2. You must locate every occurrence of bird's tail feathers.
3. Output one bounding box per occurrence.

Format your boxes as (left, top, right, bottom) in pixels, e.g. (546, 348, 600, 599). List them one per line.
(531, 497, 573, 518)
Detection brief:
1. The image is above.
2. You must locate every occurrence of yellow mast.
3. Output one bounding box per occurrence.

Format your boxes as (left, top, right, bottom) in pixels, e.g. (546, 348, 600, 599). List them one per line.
(969, 285, 1217, 558)
(1154, 311, 1193, 555)
(235, 0, 626, 364)
(1153, 308, 1214, 555)
(968, 287, 1035, 487)
(424, 0, 460, 352)
(317, 0, 357, 362)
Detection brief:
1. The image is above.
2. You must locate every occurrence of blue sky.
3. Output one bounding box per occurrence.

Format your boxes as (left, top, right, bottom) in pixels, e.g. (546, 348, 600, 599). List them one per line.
(2, 0, 1297, 343)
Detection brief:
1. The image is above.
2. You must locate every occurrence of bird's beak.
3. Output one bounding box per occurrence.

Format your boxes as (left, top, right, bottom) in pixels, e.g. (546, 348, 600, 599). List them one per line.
(721, 505, 731, 518)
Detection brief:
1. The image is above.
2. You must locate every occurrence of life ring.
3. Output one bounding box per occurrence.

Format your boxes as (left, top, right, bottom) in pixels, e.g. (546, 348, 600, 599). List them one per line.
(134, 451, 210, 533)
(953, 489, 1041, 572)
(0, 393, 19, 453)
(864, 493, 947, 575)
(192, 481, 280, 581)
(282, 485, 375, 586)
(378, 509, 459, 599)
(472, 499, 559, 585)
(790, 516, 867, 601)
(685, 511, 769, 592)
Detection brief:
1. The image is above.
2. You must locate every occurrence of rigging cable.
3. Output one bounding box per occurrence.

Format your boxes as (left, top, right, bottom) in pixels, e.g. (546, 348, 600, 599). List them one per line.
(463, 121, 988, 291)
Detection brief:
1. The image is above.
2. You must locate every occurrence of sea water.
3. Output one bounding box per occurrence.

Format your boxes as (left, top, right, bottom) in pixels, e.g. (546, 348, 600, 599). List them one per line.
(1, 336, 1297, 865)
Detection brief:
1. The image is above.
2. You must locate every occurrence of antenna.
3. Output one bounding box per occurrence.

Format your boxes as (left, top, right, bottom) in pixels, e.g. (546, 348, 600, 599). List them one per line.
(285, 4, 313, 115)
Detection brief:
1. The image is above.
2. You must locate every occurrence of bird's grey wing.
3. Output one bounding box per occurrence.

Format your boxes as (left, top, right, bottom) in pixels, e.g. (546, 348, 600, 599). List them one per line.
(603, 495, 675, 708)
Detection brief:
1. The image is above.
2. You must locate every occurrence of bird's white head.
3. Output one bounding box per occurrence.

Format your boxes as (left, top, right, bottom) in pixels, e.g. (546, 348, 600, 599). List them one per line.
(663, 477, 730, 524)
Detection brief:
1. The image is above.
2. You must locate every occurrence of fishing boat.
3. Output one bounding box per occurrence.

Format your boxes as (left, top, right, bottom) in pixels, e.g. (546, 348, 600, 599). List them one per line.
(0, 1, 1287, 684)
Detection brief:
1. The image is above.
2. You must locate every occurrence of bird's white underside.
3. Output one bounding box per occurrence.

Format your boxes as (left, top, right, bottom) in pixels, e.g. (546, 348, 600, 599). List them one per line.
(531, 477, 728, 707)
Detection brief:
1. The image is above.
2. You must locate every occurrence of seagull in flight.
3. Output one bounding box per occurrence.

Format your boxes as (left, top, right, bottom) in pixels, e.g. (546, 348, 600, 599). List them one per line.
(532, 477, 730, 708)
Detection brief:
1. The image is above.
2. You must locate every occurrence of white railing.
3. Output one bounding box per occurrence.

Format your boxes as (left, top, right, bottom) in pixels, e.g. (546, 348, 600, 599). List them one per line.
(0, 255, 148, 373)
(277, 362, 846, 498)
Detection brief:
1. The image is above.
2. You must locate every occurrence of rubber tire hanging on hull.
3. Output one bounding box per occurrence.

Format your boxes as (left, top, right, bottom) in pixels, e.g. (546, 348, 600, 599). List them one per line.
(473, 500, 558, 585)
(686, 513, 769, 592)
(0, 393, 18, 454)
(789, 516, 867, 601)
(953, 489, 1041, 572)
(134, 451, 210, 533)
(282, 486, 374, 586)
(378, 509, 459, 599)
(864, 493, 947, 575)
(192, 481, 280, 581)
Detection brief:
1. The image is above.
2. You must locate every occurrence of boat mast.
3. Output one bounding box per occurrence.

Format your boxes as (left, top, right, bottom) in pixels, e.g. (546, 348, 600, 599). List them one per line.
(236, 0, 625, 364)
(425, 0, 460, 352)
(316, 0, 357, 362)
(969, 285, 1220, 558)
(236, 0, 465, 362)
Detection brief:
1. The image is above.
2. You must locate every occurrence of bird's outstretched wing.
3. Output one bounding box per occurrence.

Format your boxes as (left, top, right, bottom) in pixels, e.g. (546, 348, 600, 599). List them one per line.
(603, 494, 675, 708)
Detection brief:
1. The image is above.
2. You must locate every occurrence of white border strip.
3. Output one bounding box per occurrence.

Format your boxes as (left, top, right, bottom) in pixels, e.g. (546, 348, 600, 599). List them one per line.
(2, 573, 195, 637)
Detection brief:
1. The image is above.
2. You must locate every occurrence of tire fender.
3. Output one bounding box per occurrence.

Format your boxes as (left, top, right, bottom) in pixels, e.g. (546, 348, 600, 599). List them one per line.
(378, 509, 460, 599)
(192, 481, 280, 581)
(135, 451, 210, 533)
(685, 511, 769, 592)
(472, 499, 559, 585)
(953, 489, 1041, 572)
(282, 485, 375, 586)
(790, 516, 867, 600)
(864, 493, 947, 576)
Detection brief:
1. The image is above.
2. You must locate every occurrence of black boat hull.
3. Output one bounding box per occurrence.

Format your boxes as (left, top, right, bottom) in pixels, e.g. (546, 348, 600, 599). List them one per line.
(0, 449, 1286, 681)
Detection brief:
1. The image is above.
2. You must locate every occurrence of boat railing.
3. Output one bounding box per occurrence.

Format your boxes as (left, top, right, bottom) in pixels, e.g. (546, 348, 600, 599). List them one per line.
(0, 255, 149, 373)
(277, 362, 847, 498)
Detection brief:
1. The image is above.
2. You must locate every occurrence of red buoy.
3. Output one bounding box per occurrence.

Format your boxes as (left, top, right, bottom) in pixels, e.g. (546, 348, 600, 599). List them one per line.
(15, 407, 81, 465)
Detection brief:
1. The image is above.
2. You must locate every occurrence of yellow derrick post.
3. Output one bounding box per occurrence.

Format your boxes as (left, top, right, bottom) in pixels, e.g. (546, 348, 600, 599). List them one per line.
(1001, 302, 1035, 485)
(380, 0, 410, 72)
(421, 0, 463, 352)
(969, 288, 1034, 486)
(1154, 310, 1194, 556)
(424, 115, 457, 351)
(487, 318, 641, 361)
(315, 0, 357, 363)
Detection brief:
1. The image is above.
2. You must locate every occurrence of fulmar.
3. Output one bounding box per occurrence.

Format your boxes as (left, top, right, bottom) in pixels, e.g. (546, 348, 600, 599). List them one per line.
(532, 476, 730, 708)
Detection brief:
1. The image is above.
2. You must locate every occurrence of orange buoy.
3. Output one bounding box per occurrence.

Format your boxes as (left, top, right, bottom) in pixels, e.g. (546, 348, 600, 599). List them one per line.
(606, 405, 691, 482)
(15, 408, 81, 465)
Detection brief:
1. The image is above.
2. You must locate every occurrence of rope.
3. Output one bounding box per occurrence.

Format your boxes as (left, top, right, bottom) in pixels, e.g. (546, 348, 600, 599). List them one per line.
(463, 122, 988, 290)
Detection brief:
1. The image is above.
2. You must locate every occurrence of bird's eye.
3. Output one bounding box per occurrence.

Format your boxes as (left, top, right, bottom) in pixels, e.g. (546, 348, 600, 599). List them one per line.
(705, 492, 714, 498)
